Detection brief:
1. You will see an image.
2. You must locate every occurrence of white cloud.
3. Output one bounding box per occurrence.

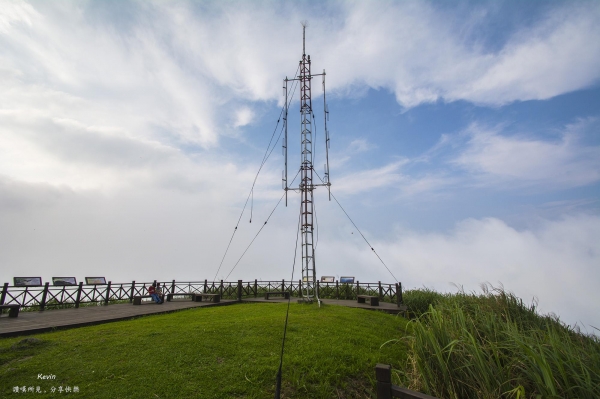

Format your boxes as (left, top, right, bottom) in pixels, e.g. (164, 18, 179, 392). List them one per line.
(0, 177, 300, 287)
(348, 139, 375, 153)
(233, 107, 255, 128)
(333, 160, 407, 194)
(0, 1, 221, 147)
(453, 120, 600, 188)
(317, 1, 600, 107)
(1, 1, 598, 182)
(331, 153, 455, 198)
(330, 139, 376, 169)
(398, 215, 600, 330)
(0, 111, 167, 189)
(0, 109, 265, 196)
(320, 214, 600, 330)
(455, 6, 600, 104)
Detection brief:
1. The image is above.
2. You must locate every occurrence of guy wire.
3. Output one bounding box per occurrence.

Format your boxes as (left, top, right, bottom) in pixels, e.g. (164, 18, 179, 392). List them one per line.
(313, 170, 399, 283)
(224, 169, 301, 280)
(275, 196, 302, 399)
(213, 65, 301, 280)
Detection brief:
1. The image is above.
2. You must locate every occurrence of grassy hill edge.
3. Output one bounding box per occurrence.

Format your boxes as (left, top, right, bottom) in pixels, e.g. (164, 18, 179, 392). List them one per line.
(1, 302, 407, 398)
(2, 287, 599, 398)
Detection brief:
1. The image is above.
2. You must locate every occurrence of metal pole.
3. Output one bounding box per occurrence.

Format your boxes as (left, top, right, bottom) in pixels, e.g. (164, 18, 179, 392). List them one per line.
(284, 77, 289, 207)
(322, 69, 331, 200)
(299, 26, 317, 303)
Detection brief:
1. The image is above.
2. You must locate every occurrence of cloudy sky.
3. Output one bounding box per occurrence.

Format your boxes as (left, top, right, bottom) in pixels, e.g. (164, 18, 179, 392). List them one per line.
(1, 1, 599, 330)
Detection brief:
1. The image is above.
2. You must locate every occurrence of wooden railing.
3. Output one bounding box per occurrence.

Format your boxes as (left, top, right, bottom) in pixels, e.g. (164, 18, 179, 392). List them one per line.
(375, 364, 439, 399)
(0, 280, 403, 310)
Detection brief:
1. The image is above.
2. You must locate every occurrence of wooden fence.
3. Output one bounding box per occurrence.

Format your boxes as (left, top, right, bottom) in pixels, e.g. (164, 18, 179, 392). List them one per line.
(375, 364, 439, 399)
(0, 280, 403, 310)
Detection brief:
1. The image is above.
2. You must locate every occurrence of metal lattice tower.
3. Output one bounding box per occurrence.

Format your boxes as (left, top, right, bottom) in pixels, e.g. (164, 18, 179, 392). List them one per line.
(283, 23, 331, 303)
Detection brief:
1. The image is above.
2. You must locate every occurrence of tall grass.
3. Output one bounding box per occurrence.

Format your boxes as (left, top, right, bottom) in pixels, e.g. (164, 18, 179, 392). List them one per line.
(400, 286, 600, 399)
(403, 288, 446, 318)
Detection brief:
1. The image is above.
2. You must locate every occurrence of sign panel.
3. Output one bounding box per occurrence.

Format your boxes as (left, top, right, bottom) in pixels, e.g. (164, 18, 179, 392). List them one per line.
(320, 276, 335, 283)
(52, 277, 77, 286)
(14, 277, 42, 286)
(339, 276, 355, 284)
(85, 277, 107, 285)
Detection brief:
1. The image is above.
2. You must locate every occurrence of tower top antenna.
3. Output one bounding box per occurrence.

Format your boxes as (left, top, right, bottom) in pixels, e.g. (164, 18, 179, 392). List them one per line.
(301, 20, 308, 55)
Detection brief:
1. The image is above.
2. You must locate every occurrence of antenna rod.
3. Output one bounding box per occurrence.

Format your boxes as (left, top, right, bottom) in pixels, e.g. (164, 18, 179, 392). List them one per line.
(302, 21, 307, 56)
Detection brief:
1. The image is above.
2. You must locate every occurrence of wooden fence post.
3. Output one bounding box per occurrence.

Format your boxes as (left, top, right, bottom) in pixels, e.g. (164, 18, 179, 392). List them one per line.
(237, 280, 243, 301)
(75, 282, 83, 308)
(0, 282, 8, 305)
(356, 281, 359, 300)
(336, 280, 339, 299)
(129, 281, 136, 302)
(375, 363, 440, 399)
(282, 279, 285, 293)
(375, 364, 392, 399)
(220, 280, 223, 298)
(254, 279, 257, 297)
(204, 279, 208, 293)
(104, 281, 112, 305)
(397, 282, 403, 307)
(379, 281, 383, 301)
(171, 280, 176, 295)
(299, 279, 302, 297)
(40, 282, 50, 311)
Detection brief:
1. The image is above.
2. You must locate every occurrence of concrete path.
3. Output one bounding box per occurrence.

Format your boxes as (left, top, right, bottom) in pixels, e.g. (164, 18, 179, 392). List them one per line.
(0, 298, 406, 338)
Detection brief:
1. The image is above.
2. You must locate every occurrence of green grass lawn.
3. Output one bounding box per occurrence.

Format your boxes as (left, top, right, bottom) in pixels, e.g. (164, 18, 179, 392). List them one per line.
(0, 303, 409, 398)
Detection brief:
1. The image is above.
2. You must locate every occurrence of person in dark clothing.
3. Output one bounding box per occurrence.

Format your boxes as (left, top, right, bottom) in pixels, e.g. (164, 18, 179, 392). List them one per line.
(148, 283, 163, 304)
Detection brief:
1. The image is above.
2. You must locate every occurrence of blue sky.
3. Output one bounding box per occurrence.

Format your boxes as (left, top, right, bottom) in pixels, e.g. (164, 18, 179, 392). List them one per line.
(1, 1, 599, 330)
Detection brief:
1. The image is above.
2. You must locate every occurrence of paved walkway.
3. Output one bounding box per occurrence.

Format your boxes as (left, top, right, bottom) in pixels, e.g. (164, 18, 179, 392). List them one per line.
(0, 298, 406, 338)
